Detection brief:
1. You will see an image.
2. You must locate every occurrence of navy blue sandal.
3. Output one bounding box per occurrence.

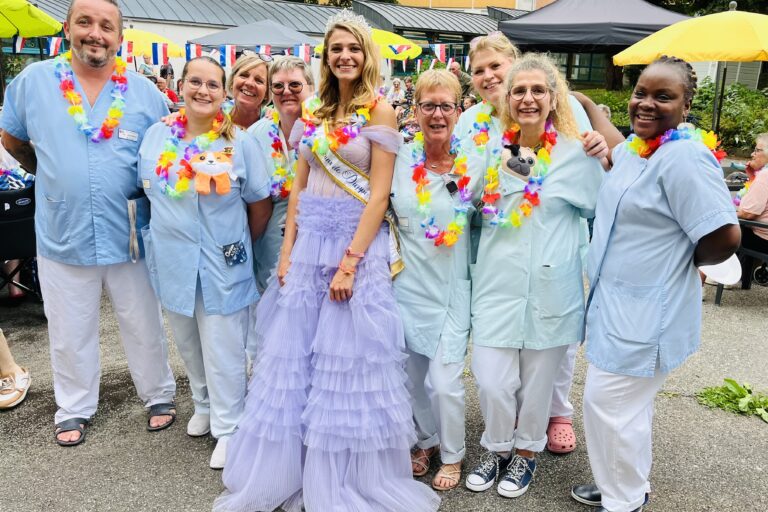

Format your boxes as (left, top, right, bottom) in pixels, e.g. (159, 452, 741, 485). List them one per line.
(147, 403, 176, 432)
(54, 417, 90, 447)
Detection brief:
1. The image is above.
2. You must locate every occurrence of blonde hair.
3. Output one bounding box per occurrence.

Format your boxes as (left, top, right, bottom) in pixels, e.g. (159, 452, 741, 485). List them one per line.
(227, 54, 271, 106)
(316, 21, 379, 121)
(414, 70, 461, 105)
(268, 56, 314, 87)
(180, 57, 236, 141)
(468, 32, 520, 66)
(500, 53, 580, 140)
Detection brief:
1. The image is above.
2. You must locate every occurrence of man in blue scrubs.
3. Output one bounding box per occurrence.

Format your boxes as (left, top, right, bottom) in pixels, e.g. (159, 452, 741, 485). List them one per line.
(1, 0, 176, 445)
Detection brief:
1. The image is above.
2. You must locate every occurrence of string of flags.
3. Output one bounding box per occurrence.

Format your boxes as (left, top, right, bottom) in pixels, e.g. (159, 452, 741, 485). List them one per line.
(12, 36, 25, 53)
(151, 42, 169, 65)
(117, 41, 133, 62)
(186, 43, 203, 61)
(254, 45, 271, 56)
(219, 45, 237, 67)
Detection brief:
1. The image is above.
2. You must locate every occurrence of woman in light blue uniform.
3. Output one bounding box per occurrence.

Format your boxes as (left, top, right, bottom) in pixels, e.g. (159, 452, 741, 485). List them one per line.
(465, 53, 607, 499)
(571, 57, 740, 512)
(138, 57, 271, 469)
(391, 70, 484, 491)
(248, 57, 314, 294)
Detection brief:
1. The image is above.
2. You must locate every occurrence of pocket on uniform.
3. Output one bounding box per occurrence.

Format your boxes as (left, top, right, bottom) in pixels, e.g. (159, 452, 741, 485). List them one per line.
(216, 228, 255, 286)
(42, 195, 69, 245)
(535, 258, 584, 319)
(601, 280, 663, 357)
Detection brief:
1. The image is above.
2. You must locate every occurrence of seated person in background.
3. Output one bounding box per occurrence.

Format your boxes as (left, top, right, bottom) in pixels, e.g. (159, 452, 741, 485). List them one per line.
(735, 132, 768, 287)
(138, 54, 155, 77)
(156, 77, 178, 103)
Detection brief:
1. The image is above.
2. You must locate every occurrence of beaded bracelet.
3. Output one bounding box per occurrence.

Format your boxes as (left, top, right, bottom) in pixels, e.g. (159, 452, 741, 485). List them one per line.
(338, 263, 357, 275)
(345, 247, 365, 259)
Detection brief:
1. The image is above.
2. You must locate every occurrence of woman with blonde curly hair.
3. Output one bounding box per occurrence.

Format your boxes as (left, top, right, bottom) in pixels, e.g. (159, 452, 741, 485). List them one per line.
(465, 53, 607, 499)
(215, 12, 439, 512)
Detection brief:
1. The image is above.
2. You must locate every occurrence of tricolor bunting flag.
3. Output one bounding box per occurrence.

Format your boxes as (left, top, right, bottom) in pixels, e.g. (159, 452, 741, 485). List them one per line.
(293, 44, 311, 63)
(402, 59, 407, 73)
(48, 37, 63, 57)
(387, 44, 411, 56)
(429, 59, 437, 70)
(12, 36, 25, 53)
(118, 40, 134, 62)
(416, 59, 422, 74)
(151, 42, 169, 65)
(254, 45, 271, 56)
(186, 43, 203, 61)
(431, 44, 446, 63)
(219, 45, 237, 67)
(464, 55, 470, 71)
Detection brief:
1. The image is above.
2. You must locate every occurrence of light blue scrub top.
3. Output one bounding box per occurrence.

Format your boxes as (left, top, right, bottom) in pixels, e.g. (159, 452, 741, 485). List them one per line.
(138, 125, 271, 317)
(247, 117, 295, 292)
(0, 59, 169, 265)
(585, 140, 737, 377)
(391, 143, 485, 364)
(471, 134, 604, 349)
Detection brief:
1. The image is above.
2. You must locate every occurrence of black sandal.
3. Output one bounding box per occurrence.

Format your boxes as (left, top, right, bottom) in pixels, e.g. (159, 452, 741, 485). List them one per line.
(54, 417, 90, 447)
(147, 403, 176, 432)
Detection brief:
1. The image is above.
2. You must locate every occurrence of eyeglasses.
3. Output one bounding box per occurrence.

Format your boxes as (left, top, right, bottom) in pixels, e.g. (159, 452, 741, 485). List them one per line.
(470, 30, 504, 50)
(417, 102, 458, 115)
(255, 53, 273, 63)
(271, 81, 305, 95)
(508, 86, 549, 101)
(184, 78, 223, 92)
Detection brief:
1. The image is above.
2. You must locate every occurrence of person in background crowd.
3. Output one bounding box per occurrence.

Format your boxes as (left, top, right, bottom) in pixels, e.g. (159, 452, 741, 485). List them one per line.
(388, 77, 406, 106)
(449, 60, 473, 100)
(391, 70, 482, 492)
(0, 0, 176, 446)
(735, 132, 768, 287)
(156, 76, 178, 103)
(401, 75, 415, 119)
(462, 95, 477, 112)
(139, 54, 154, 77)
(571, 56, 740, 512)
(215, 12, 439, 512)
(138, 56, 271, 469)
(160, 61, 175, 90)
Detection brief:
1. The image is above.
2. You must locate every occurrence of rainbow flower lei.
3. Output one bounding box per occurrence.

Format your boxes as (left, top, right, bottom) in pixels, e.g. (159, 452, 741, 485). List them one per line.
(733, 166, 761, 206)
(626, 125, 726, 162)
(267, 111, 298, 199)
(410, 132, 471, 247)
(54, 51, 127, 143)
(482, 119, 557, 228)
(301, 96, 375, 155)
(471, 101, 495, 152)
(154, 108, 224, 198)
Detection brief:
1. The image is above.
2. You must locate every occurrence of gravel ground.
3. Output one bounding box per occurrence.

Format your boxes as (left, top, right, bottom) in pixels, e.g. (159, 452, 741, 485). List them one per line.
(1, 282, 767, 512)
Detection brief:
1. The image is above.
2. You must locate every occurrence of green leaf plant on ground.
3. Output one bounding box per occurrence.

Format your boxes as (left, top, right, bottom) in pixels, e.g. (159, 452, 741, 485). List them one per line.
(696, 379, 768, 423)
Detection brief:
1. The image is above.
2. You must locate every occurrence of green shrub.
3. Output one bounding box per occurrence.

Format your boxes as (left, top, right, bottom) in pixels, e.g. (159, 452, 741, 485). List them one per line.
(578, 89, 632, 127)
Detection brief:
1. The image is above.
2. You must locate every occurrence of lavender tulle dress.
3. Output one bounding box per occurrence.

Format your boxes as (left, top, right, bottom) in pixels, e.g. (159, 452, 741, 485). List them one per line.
(213, 123, 440, 512)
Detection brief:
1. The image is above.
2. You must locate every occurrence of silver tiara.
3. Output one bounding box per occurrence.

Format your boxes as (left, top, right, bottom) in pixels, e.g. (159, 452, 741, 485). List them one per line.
(325, 9, 372, 34)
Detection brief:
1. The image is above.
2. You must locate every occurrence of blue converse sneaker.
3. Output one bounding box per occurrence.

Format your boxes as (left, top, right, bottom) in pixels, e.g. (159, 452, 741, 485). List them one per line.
(465, 450, 511, 492)
(497, 454, 536, 498)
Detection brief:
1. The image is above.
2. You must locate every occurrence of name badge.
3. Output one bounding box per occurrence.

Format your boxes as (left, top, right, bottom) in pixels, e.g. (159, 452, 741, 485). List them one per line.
(118, 129, 139, 141)
(142, 179, 151, 189)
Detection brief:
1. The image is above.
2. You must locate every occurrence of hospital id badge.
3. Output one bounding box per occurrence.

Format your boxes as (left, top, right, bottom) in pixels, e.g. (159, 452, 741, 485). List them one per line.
(223, 241, 248, 266)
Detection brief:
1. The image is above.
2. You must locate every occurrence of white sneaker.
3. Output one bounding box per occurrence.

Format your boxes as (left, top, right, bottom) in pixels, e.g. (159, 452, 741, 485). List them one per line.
(187, 413, 211, 437)
(210, 436, 229, 469)
(0, 367, 31, 409)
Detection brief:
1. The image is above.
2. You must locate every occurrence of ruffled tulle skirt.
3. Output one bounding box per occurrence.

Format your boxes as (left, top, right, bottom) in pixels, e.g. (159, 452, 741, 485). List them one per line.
(214, 193, 439, 512)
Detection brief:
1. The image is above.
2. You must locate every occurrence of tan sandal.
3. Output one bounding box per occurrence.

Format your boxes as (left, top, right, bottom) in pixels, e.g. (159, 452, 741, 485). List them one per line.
(410, 446, 438, 477)
(432, 462, 462, 491)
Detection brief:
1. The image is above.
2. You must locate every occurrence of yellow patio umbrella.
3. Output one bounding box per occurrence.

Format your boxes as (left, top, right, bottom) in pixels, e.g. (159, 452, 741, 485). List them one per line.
(0, 0, 62, 37)
(123, 28, 184, 58)
(315, 29, 422, 61)
(613, 9, 768, 65)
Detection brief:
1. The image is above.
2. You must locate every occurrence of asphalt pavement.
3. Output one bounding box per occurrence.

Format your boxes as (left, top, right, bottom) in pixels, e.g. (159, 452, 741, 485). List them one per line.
(1, 282, 767, 512)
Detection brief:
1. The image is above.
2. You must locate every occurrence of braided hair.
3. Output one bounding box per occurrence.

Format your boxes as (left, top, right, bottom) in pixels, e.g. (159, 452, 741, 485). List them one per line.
(650, 55, 698, 104)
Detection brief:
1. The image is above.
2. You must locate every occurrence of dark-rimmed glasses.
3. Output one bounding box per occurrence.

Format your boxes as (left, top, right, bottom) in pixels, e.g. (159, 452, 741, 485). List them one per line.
(270, 81, 305, 95)
(185, 78, 222, 92)
(508, 86, 549, 101)
(417, 102, 458, 115)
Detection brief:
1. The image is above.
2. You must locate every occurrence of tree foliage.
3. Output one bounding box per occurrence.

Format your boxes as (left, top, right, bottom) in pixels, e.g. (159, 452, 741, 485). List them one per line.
(645, 0, 768, 16)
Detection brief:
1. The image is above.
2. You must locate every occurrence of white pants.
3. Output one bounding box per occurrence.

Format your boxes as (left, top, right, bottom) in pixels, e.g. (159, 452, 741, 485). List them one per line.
(584, 364, 666, 512)
(166, 289, 248, 439)
(472, 344, 567, 453)
(38, 255, 176, 424)
(405, 343, 465, 464)
(550, 342, 578, 418)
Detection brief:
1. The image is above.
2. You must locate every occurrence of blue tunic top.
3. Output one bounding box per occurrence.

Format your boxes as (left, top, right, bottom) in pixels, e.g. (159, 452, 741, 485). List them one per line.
(585, 139, 737, 377)
(138, 125, 271, 317)
(0, 59, 169, 265)
(391, 142, 485, 363)
(247, 117, 295, 292)
(471, 133, 604, 349)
